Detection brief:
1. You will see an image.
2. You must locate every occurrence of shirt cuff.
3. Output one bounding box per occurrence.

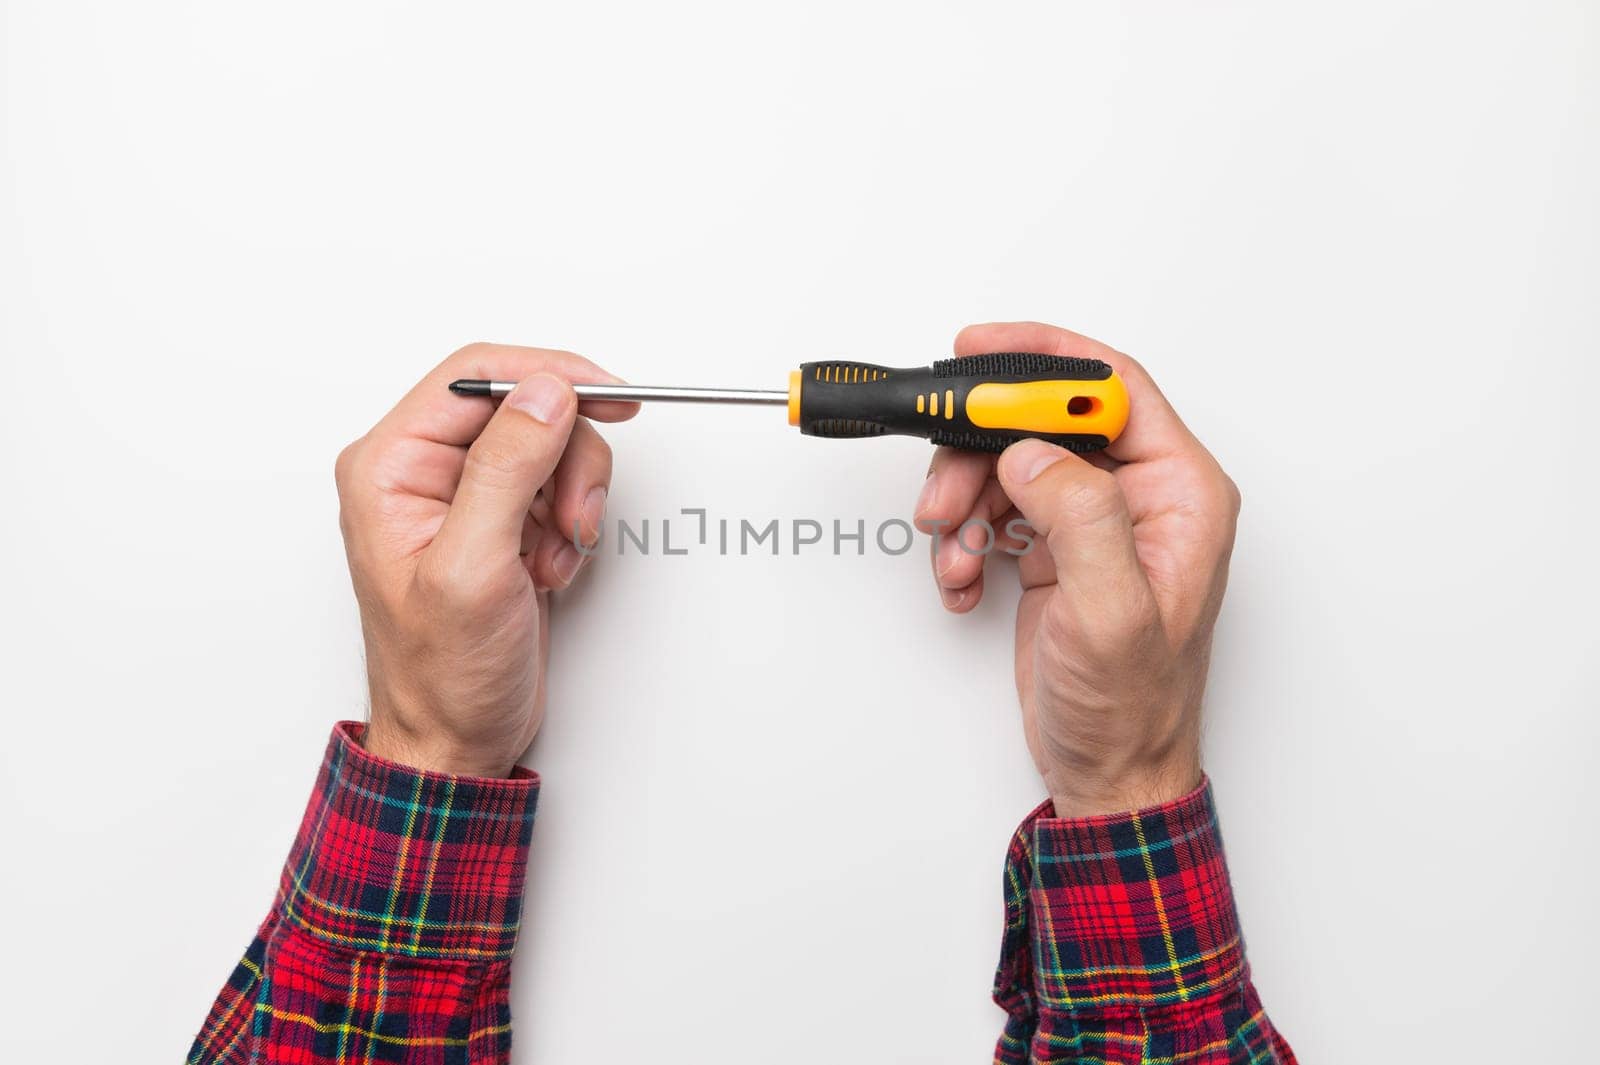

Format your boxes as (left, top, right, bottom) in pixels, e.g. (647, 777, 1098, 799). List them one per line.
(272, 721, 539, 961)
(994, 779, 1247, 1018)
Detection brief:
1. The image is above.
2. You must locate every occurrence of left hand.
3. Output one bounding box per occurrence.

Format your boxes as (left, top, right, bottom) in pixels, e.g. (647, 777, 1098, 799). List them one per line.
(333, 342, 638, 777)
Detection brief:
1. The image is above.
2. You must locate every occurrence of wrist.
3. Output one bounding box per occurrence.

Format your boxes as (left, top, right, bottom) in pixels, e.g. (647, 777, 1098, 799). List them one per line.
(362, 713, 518, 779)
(1043, 754, 1202, 819)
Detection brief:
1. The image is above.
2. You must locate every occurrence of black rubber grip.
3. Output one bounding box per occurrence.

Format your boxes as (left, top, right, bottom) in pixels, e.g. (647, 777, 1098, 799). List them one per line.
(796, 353, 1116, 454)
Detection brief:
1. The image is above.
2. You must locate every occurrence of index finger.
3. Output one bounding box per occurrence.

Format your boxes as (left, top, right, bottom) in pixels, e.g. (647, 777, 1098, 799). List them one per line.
(377, 341, 640, 447)
(953, 321, 1201, 464)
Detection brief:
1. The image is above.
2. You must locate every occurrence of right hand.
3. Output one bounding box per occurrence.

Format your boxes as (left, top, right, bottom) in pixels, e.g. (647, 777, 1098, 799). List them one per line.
(333, 342, 638, 778)
(915, 323, 1242, 816)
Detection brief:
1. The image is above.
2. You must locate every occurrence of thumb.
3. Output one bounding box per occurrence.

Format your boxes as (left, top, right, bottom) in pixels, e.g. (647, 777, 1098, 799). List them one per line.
(996, 439, 1148, 602)
(434, 373, 578, 561)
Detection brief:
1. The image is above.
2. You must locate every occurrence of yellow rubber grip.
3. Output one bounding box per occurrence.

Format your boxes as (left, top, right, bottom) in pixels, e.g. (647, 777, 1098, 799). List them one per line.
(964, 373, 1129, 441)
(790, 355, 1126, 453)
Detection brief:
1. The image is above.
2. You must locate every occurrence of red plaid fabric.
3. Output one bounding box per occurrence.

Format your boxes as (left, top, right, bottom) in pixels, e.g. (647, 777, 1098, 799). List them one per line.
(189, 730, 1292, 1063)
(187, 722, 538, 1064)
(992, 780, 1295, 1064)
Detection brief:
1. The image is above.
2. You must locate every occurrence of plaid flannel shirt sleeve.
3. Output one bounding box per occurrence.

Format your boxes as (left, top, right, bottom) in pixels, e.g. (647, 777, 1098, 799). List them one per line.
(187, 722, 538, 1065)
(992, 780, 1296, 1065)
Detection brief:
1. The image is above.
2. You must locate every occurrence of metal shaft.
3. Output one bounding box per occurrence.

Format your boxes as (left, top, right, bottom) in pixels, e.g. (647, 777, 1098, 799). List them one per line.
(573, 383, 787, 405)
(452, 379, 788, 405)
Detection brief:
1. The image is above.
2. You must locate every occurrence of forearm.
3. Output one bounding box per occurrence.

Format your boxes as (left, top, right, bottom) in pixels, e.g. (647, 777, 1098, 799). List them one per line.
(190, 344, 613, 1063)
(187, 723, 537, 1065)
(993, 781, 1294, 1065)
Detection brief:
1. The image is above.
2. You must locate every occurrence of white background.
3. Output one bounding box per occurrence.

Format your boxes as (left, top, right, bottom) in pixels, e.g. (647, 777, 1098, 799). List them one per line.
(3, 3, 1596, 1062)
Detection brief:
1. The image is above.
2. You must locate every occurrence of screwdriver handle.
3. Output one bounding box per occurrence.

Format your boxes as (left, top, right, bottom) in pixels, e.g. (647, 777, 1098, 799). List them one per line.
(789, 353, 1128, 453)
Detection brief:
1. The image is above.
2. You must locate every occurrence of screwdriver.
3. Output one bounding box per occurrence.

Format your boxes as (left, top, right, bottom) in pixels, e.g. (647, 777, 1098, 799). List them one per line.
(450, 353, 1128, 453)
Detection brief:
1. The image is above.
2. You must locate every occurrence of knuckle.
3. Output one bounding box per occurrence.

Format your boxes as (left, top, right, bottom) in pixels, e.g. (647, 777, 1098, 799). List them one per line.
(1222, 474, 1243, 516)
(444, 340, 506, 378)
(590, 433, 615, 475)
(463, 441, 525, 484)
(1173, 461, 1240, 531)
(452, 340, 496, 361)
(1196, 469, 1242, 543)
(333, 438, 366, 491)
(1056, 470, 1122, 522)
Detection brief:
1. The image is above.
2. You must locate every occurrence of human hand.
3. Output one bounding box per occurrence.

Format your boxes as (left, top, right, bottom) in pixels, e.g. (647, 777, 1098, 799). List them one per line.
(333, 343, 638, 777)
(914, 323, 1241, 817)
